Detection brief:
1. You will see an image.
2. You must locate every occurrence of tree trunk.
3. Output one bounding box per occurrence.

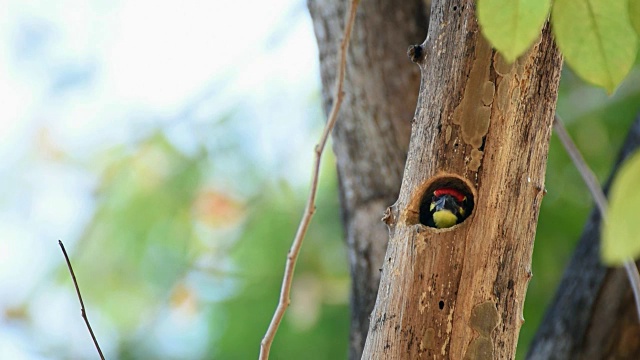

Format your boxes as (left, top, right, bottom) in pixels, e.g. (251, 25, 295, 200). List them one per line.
(527, 116, 640, 359)
(361, 1, 562, 358)
(308, 1, 429, 358)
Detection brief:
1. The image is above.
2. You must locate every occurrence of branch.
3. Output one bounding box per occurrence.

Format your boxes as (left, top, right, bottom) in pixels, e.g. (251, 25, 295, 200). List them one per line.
(553, 115, 640, 322)
(58, 240, 105, 360)
(259, 1, 360, 358)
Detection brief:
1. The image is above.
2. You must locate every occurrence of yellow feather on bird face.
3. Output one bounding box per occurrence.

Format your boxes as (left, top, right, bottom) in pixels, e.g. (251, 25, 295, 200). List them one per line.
(432, 209, 458, 228)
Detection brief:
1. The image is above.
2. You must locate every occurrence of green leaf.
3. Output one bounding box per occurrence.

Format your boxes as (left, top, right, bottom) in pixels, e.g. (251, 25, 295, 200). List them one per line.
(602, 149, 640, 265)
(477, 0, 551, 63)
(552, 0, 639, 94)
(631, 0, 640, 36)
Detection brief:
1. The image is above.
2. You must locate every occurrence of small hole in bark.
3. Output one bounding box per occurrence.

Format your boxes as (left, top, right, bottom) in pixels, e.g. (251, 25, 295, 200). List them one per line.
(407, 44, 424, 63)
(417, 175, 475, 229)
(439, 300, 445, 310)
(453, 5, 458, 11)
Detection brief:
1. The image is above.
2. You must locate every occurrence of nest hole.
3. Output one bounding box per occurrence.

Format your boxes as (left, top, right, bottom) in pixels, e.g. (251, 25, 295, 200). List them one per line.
(417, 175, 475, 229)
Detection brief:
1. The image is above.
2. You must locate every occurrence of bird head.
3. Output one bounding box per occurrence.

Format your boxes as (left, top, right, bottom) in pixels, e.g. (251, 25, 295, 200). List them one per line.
(428, 188, 468, 229)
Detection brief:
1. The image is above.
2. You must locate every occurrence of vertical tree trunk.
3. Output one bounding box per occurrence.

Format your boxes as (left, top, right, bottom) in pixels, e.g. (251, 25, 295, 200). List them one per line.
(308, 1, 429, 358)
(527, 116, 640, 359)
(361, 1, 562, 358)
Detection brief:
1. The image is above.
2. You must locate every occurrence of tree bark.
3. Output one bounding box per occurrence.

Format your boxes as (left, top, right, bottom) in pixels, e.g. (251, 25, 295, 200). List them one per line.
(361, 1, 563, 358)
(308, 1, 429, 358)
(527, 115, 640, 359)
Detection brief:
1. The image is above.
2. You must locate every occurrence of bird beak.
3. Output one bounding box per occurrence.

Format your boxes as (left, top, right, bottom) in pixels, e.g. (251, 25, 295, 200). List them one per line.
(432, 195, 459, 212)
(433, 196, 447, 211)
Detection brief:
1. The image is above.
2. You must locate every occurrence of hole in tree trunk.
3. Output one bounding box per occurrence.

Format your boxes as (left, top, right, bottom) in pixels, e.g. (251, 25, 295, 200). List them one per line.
(415, 175, 475, 229)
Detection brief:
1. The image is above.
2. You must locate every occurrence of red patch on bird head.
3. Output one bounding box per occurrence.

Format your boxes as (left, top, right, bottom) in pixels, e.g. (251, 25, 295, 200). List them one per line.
(433, 188, 466, 203)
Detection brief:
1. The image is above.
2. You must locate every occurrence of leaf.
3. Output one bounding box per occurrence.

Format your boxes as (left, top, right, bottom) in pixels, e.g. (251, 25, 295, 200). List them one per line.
(477, 0, 551, 63)
(552, 0, 639, 94)
(602, 149, 640, 265)
(631, 0, 640, 36)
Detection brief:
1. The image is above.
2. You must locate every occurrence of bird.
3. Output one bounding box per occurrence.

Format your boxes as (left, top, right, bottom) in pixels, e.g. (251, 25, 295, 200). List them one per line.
(421, 187, 469, 229)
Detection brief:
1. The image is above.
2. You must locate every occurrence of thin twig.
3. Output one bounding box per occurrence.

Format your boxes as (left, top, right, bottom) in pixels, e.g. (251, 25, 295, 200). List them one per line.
(259, 1, 360, 358)
(58, 240, 105, 360)
(553, 115, 608, 215)
(624, 260, 640, 322)
(553, 114, 640, 322)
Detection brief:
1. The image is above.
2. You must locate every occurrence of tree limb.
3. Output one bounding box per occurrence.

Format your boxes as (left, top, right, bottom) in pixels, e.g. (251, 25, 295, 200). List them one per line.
(308, 0, 429, 357)
(361, 0, 563, 357)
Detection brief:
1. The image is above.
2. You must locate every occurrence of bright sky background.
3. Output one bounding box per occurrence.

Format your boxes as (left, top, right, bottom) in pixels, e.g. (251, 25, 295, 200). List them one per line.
(0, 0, 322, 358)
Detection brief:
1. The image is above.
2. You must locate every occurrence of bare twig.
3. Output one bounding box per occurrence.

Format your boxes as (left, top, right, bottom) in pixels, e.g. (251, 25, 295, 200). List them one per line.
(624, 260, 640, 322)
(259, 1, 360, 358)
(58, 240, 105, 360)
(553, 114, 640, 322)
(553, 115, 608, 215)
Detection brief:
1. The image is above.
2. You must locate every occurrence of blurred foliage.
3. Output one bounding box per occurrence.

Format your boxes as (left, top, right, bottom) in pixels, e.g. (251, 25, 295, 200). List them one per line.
(602, 149, 640, 265)
(552, 0, 638, 93)
(53, 127, 349, 359)
(211, 171, 348, 359)
(479, 0, 638, 93)
(477, 0, 550, 63)
(66, 133, 207, 356)
(517, 65, 640, 358)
